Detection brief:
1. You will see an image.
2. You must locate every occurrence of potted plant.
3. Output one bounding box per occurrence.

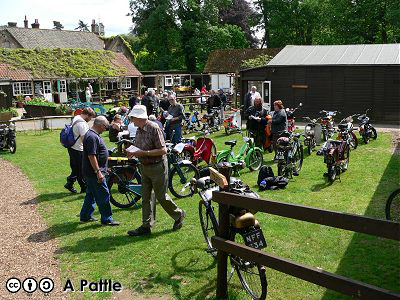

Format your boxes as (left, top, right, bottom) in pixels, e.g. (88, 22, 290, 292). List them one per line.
(0, 107, 17, 122)
(24, 97, 57, 117)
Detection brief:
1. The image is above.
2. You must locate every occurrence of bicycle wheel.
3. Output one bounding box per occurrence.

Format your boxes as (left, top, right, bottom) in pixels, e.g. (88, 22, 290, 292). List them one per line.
(293, 144, 304, 174)
(327, 165, 337, 182)
(107, 169, 141, 208)
(385, 189, 400, 222)
(198, 201, 219, 257)
(169, 164, 199, 198)
(248, 149, 263, 171)
(342, 146, 350, 171)
(230, 230, 267, 300)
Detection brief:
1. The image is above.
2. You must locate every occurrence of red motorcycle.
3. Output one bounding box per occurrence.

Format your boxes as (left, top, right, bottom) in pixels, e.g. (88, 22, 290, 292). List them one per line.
(286, 102, 302, 132)
(223, 108, 241, 135)
(181, 131, 217, 166)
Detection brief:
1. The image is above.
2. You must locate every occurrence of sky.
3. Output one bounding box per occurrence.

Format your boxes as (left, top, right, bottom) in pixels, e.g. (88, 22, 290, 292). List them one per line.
(0, 0, 133, 36)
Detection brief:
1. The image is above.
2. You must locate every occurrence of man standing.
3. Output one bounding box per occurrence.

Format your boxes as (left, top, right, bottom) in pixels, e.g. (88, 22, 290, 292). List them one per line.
(218, 89, 227, 109)
(244, 86, 261, 110)
(64, 107, 95, 194)
(80, 116, 119, 225)
(166, 95, 184, 144)
(126, 105, 185, 236)
(245, 96, 268, 149)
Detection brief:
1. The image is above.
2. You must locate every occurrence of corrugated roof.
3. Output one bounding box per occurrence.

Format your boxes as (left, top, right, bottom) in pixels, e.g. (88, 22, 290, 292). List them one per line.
(268, 44, 400, 66)
(204, 48, 282, 73)
(4, 27, 104, 50)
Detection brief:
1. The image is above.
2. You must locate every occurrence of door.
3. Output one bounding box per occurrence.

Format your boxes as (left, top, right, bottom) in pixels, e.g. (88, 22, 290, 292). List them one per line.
(58, 80, 67, 103)
(262, 81, 271, 111)
(43, 81, 52, 102)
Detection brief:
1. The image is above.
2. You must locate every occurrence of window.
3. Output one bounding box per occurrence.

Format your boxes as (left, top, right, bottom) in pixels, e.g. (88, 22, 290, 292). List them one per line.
(59, 80, 66, 93)
(121, 78, 131, 89)
(174, 76, 182, 86)
(106, 80, 120, 90)
(165, 75, 173, 86)
(12, 82, 32, 96)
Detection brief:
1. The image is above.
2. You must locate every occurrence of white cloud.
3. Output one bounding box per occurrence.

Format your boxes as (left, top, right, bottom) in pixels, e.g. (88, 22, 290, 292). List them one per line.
(0, 0, 133, 36)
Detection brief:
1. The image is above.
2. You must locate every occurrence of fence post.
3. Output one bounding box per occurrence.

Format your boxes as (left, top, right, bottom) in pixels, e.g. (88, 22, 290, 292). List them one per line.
(216, 165, 231, 299)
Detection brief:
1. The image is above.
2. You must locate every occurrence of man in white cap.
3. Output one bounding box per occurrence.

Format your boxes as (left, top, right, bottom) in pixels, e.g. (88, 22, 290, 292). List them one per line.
(126, 105, 185, 236)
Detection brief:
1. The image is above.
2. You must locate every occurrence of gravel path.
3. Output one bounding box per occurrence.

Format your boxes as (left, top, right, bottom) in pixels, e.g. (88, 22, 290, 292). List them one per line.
(0, 159, 66, 299)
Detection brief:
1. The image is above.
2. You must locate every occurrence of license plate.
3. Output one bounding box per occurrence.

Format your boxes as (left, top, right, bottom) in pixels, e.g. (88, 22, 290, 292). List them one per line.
(276, 153, 284, 160)
(243, 228, 267, 249)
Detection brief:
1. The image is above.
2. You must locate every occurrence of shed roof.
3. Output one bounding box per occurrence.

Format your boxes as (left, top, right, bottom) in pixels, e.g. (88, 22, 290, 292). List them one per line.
(3, 27, 104, 50)
(268, 44, 400, 66)
(204, 48, 282, 73)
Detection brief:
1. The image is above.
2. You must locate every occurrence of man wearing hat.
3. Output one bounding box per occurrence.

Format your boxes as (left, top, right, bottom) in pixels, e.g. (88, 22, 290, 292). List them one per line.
(126, 105, 186, 236)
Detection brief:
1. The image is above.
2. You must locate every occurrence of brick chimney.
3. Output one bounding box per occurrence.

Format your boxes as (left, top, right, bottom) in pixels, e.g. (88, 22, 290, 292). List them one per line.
(91, 19, 99, 35)
(7, 22, 17, 27)
(24, 16, 28, 28)
(31, 19, 40, 29)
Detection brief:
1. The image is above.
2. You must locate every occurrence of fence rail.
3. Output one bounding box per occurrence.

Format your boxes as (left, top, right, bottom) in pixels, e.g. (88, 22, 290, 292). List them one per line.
(211, 191, 400, 299)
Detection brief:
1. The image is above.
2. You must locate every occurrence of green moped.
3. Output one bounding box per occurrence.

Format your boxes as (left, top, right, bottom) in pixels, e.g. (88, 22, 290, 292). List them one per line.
(216, 134, 263, 176)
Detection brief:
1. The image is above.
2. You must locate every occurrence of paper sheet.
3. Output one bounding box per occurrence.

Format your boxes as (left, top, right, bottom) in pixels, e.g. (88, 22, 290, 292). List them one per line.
(126, 145, 141, 153)
(166, 114, 174, 120)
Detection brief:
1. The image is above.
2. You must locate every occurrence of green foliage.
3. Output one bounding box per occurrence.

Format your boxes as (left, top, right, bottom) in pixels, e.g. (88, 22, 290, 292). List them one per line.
(0, 107, 17, 117)
(241, 54, 273, 69)
(25, 98, 57, 107)
(0, 48, 124, 79)
(55, 104, 71, 115)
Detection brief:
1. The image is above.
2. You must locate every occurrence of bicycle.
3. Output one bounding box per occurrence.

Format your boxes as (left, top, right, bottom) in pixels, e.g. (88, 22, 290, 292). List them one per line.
(166, 142, 200, 198)
(216, 133, 263, 175)
(191, 165, 268, 300)
(385, 188, 400, 222)
(275, 132, 304, 178)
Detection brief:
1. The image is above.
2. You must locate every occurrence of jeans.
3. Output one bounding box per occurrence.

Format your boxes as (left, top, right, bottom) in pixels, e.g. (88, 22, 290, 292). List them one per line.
(170, 125, 182, 144)
(66, 148, 85, 188)
(80, 176, 113, 223)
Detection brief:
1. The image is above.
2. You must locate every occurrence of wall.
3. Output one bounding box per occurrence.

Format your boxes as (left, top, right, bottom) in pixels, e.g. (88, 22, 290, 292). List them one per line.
(210, 74, 231, 92)
(240, 65, 400, 124)
(0, 30, 20, 48)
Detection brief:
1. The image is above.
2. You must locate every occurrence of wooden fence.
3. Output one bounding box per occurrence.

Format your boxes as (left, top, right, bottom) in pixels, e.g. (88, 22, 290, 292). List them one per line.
(211, 191, 400, 299)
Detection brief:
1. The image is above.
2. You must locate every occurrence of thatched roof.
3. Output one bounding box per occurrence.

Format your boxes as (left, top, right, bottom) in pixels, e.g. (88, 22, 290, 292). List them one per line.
(203, 48, 282, 73)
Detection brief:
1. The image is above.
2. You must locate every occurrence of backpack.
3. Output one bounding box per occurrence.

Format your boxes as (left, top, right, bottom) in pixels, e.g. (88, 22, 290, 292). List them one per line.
(60, 119, 84, 148)
(257, 165, 274, 186)
(259, 176, 289, 191)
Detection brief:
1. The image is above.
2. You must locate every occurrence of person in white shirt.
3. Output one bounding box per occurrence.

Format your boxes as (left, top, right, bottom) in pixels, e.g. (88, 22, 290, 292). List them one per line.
(245, 86, 261, 109)
(65, 108, 96, 194)
(85, 87, 92, 102)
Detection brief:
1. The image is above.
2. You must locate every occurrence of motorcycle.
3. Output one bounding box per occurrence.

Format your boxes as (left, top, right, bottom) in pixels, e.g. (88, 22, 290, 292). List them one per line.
(337, 115, 358, 150)
(319, 110, 339, 141)
(181, 131, 217, 166)
(0, 122, 16, 154)
(286, 102, 302, 133)
(322, 137, 350, 182)
(302, 117, 321, 155)
(201, 108, 221, 132)
(223, 108, 241, 135)
(357, 109, 377, 144)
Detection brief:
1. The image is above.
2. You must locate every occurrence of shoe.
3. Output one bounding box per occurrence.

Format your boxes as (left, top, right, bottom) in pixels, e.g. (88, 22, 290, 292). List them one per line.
(101, 220, 120, 226)
(173, 211, 186, 231)
(64, 183, 77, 193)
(127, 226, 151, 236)
(80, 217, 98, 224)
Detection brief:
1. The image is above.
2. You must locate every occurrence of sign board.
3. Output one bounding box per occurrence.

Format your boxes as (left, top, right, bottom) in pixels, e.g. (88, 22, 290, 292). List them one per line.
(209, 167, 228, 190)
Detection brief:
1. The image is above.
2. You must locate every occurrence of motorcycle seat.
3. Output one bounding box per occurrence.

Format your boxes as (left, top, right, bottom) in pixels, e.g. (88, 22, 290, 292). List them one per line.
(225, 140, 237, 147)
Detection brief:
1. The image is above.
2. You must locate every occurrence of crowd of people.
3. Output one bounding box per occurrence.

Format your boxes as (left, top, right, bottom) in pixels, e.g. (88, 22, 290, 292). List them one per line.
(64, 85, 288, 235)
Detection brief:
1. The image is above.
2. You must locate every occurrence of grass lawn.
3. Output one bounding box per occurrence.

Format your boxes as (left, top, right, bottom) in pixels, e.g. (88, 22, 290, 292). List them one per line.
(1, 129, 399, 300)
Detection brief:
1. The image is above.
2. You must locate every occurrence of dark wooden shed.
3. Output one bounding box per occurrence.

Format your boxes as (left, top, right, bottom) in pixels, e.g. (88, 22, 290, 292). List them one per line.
(240, 44, 400, 124)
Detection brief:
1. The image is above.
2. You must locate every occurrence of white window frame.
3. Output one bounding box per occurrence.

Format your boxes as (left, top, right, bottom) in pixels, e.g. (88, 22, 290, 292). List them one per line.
(121, 78, 131, 89)
(165, 75, 173, 87)
(174, 76, 182, 86)
(12, 81, 33, 96)
(59, 80, 66, 93)
(43, 81, 52, 94)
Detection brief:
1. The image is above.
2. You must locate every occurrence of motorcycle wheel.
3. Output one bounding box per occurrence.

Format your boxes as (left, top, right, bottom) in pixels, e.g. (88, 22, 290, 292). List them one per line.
(343, 146, 350, 171)
(370, 127, 378, 140)
(225, 127, 230, 135)
(307, 144, 312, 155)
(248, 149, 263, 171)
(328, 165, 336, 182)
(362, 133, 369, 144)
(8, 139, 16, 154)
(194, 121, 203, 131)
(349, 132, 358, 149)
(293, 145, 304, 174)
(322, 130, 328, 142)
(277, 162, 284, 176)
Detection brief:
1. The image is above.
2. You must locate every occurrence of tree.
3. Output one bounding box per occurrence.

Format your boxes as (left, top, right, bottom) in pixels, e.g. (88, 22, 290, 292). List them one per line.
(75, 20, 89, 32)
(53, 21, 64, 30)
(219, 0, 259, 47)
